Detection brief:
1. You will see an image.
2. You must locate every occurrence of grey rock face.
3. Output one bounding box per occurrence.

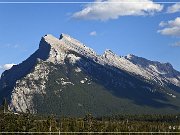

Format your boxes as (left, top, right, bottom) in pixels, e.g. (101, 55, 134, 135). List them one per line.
(9, 61, 50, 113)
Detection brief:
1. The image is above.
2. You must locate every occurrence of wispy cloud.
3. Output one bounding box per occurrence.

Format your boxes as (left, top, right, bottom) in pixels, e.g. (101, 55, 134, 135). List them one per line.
(171, 41, 180, 47)
(158, 17, 180, 37)
(0, 44, 19, 48)
(0, 43, 28, 52)
(0, 64, 16, 71)
(72, 0, 163, 21)
(89, 31, 97, 36)
(167, 3, 180, 13)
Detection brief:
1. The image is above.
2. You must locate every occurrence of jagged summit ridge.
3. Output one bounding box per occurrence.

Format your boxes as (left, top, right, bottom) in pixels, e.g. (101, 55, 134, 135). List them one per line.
(40, 33, 98, 64)
(38, 33, 180, 87)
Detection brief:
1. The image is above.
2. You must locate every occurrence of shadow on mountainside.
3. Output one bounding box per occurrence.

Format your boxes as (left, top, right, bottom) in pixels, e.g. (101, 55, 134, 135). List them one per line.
(75, 53, 179, 110)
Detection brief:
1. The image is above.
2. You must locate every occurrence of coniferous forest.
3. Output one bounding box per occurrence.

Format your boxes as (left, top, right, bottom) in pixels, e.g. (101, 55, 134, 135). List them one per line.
(0, 102, 180, 135)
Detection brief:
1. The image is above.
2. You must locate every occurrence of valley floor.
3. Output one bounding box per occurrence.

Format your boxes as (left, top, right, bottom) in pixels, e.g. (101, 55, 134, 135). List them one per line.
(0, 110, 180, 134)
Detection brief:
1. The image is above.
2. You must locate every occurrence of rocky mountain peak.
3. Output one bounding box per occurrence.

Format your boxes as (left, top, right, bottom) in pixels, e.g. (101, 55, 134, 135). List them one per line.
(43, 34, 60, 44)
(39, 34, 62, 50)
(1, 33, 180, 116)
(37, 33, 99, 64)
(124, 53, 180, 86)
(164, 62, 173, 69)
(102, 49, 121, 60)
(59, 33, 86, 49)
(126, 54, 136, 59)
(104, 49, 114, 55)
(59, 33, 72, 40)
(125, 54, 175, 73)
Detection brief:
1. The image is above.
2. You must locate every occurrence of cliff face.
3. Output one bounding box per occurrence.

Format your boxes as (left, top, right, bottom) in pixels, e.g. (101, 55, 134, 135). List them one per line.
(0, 33, 180, 116)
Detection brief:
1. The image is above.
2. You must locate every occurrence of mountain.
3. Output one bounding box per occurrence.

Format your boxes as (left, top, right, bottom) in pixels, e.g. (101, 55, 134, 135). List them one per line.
(0, 33, 180, 116)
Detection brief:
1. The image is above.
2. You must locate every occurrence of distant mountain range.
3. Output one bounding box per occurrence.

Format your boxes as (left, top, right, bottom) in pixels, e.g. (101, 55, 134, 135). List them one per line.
(0, 33, 180, 116)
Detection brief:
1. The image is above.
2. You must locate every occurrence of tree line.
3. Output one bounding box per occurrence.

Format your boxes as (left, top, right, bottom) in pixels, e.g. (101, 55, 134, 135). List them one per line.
(0, 98, 180, 134)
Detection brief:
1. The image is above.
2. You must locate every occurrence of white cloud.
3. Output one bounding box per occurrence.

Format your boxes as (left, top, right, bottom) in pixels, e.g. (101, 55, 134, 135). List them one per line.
(159, 21, 167, 27)
(0, 64, 16, 71)
(171, 41, 180, 47)
(72, 0, 163, 21)
(89, 31, 97, 36)
(167, 3, 180, 13)
(158, 17, 180, 37)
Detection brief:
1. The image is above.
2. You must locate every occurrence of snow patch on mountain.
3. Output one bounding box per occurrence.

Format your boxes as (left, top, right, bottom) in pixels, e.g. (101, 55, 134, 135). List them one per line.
(67, 54, 81, 64)
(61, 81, 74, 86)
(166, 92, 176, 98)
(75, 67, 82, 72)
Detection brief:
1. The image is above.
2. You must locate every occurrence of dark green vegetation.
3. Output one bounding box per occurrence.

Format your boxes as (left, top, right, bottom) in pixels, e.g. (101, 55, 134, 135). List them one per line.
(0, 107, 180, 134)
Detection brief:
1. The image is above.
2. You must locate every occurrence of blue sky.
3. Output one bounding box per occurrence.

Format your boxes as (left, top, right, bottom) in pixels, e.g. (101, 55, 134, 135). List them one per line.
(0, 0, 180, 75)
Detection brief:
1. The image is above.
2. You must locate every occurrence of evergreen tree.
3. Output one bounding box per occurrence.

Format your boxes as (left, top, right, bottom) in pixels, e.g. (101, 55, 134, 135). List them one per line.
(2, 97, 8, 113)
